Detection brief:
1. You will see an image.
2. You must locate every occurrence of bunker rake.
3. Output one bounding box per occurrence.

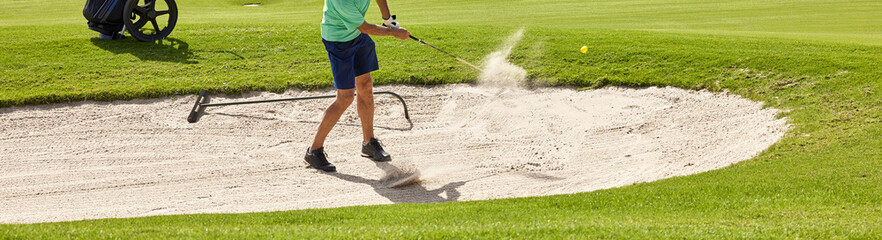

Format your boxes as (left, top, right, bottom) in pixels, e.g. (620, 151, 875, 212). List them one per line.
(186, 90, 411, 126)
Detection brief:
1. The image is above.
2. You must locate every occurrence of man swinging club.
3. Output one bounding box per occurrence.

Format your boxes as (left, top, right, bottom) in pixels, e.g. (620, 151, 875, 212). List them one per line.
(304, 0, 411, 172)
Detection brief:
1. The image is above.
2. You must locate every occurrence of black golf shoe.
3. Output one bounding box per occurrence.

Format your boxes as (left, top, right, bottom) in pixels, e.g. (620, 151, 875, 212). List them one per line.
(362, 138, 392, 162)
(304, 147, 336, 172)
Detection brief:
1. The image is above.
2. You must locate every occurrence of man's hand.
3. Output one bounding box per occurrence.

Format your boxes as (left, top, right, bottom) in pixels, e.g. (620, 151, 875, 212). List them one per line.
(392, 27, 410, 40)
(382, 15, 400, 29)
(357, 21, 410, 40)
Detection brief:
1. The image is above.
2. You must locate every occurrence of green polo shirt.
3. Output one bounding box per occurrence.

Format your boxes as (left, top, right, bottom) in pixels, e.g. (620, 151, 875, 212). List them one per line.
(321, 0, 370, 42)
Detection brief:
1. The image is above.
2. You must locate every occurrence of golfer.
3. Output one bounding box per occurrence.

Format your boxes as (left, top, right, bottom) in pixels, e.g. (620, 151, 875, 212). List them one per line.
(304, 0, 411, 172)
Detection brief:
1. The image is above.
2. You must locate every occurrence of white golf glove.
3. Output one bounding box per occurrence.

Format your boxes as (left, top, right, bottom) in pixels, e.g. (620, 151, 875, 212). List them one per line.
(382, 15, 400, 29)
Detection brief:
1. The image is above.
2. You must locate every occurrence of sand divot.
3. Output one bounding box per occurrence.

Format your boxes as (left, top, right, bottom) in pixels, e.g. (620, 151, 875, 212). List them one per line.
(375, 161, 421, 188)
(0, 30, 789, 223)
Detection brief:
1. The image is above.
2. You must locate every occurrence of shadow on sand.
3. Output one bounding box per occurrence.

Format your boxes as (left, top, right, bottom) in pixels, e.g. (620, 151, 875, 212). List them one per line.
(329, 172, 466, 204)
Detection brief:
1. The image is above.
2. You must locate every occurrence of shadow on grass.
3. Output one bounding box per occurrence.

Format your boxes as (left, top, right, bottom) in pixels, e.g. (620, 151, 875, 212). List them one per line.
(91, 37, 198, 63)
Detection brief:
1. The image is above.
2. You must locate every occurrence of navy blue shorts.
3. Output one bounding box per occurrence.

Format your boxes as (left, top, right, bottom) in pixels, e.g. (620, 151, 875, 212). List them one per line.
(322, 33, 379, 90)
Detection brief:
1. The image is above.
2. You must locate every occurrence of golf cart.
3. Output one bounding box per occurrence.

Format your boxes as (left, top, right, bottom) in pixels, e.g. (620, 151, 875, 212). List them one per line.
(83, 0, 178, 41)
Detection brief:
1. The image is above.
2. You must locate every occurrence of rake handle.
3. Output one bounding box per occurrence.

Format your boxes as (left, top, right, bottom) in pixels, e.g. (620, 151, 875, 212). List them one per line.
(187, 91, 410, 124)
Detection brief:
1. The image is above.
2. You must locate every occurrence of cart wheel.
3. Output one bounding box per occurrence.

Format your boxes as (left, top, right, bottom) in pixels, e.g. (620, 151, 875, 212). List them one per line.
(123, 0, 178, 42)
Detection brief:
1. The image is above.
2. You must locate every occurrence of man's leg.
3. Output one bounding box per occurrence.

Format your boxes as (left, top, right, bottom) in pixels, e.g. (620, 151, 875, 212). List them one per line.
(356, 72, 392, 162)
(310, 89, 355, 150)
(355, 72, 375, 143)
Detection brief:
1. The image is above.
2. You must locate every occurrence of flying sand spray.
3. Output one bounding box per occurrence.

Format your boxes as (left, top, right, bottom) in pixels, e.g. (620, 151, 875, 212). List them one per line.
(378, 34, 491, 188)
(374, 34, 487, 188)
(382, 30, 528, 188)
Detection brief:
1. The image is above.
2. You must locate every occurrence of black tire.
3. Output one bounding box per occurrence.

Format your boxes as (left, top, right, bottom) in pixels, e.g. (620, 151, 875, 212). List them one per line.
(123, 0, 177, 41)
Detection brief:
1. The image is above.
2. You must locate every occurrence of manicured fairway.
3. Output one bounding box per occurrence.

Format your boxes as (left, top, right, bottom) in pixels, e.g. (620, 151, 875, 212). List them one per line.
(1, 0, 881, 238)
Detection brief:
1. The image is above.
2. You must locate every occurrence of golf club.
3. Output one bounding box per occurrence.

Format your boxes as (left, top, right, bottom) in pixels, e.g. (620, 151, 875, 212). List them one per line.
(409, 35, 483, 72)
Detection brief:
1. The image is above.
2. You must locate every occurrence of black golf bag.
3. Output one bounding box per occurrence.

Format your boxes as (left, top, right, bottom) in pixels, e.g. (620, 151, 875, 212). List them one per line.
(83, 0, 128, 39)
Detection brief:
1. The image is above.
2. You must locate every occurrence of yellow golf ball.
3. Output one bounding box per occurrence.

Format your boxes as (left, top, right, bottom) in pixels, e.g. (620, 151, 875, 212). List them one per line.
(580, 46, 588, 54)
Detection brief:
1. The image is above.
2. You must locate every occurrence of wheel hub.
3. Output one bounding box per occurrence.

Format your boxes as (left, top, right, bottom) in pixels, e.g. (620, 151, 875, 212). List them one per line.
(124, 0, 178, 41)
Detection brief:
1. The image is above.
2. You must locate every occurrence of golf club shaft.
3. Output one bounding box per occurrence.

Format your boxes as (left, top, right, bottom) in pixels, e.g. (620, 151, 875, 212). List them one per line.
(409, 35, 483, 72)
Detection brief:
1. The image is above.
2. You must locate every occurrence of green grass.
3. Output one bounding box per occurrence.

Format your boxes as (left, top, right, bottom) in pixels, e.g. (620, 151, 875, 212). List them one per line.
(2, 0, 882, 238)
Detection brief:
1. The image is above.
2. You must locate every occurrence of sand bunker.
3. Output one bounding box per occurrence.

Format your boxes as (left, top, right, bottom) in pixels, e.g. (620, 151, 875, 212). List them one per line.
(0, 84, 787, 223)
(0, 30, 787, 223)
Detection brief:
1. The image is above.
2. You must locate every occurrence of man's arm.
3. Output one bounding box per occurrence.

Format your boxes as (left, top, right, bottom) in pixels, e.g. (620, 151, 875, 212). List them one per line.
(357, 21, 410, 40)
(375, 0, 392, 20)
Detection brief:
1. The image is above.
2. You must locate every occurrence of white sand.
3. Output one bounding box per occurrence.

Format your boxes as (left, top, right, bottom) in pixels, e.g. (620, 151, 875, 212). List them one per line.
(0, 30, 787, 223)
